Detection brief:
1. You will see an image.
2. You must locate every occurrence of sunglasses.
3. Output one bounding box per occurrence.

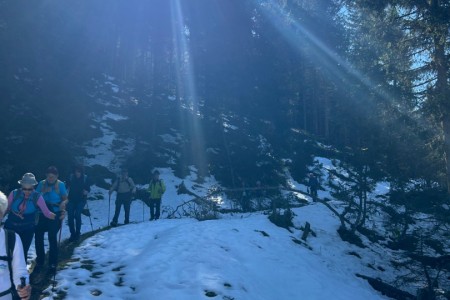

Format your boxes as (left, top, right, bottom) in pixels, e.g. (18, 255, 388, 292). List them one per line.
(22, 187, 33, 191)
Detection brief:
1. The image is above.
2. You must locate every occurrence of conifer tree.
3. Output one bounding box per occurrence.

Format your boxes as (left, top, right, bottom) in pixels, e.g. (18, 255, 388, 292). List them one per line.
(346, 0, 450, 191)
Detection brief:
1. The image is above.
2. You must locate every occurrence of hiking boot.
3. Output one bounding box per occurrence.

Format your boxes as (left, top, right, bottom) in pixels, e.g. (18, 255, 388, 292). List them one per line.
(110, 221, 118, 227)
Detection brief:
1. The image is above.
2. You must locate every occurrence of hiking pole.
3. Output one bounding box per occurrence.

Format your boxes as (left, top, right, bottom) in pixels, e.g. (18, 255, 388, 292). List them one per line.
(52, 219, 63, 292)
(85, 200, 94, 232)
(142, 199, 144, 222)
(108, 193, 111, 227)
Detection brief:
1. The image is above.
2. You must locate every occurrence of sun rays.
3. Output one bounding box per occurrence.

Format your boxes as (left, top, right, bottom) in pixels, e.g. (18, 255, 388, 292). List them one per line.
(170, 0, 207, 176)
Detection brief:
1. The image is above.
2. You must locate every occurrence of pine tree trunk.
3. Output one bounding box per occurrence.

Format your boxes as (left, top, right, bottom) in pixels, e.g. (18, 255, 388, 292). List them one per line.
(442, 116, 450, 194)
(434, 24, 450, 193)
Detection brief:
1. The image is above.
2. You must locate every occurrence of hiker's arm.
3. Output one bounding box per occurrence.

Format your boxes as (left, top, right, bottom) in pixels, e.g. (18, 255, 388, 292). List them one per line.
(109, 180, 118, 195)
(130, 178, 137, 193)
(58, 197, 68, 220)
(60, 196, 68, 211)
(59, 182, 69, 210)
(12, 233, 29, 288)
(36, 196, 56, 219)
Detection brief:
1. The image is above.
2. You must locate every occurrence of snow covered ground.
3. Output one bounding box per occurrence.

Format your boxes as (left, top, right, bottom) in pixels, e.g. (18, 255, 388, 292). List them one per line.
(32, 165, 392, 300)
(43, 203, 389, 300)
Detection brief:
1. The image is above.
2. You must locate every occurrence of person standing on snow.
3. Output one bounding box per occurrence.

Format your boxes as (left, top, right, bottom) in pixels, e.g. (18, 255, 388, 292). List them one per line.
(4, 173, 56, 262)
(146, 170, 166, 221)
(308, 173, 319, 201)
(0, 191, 32, 300)
(67, 165, 91, 242)
(239, 178, 251, 212)
(109, 168, 136, 226)
(34, 166, 68, 273)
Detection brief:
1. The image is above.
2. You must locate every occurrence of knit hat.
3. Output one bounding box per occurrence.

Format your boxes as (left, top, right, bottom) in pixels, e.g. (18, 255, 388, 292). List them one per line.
(46, 166, 59, 176)
(18, 173, 38, 186)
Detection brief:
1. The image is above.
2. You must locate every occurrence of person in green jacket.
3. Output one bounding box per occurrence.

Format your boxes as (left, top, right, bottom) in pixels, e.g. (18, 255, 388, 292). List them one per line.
(146, 170, 166, 221)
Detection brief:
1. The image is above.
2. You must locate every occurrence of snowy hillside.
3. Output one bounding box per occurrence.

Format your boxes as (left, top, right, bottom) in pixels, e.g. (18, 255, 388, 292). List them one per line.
(45, 204, 389, 300)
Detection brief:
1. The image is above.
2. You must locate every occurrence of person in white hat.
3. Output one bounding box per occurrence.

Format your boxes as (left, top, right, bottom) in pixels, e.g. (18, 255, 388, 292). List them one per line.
(0, 190, 32, 300)
(4, 173, 56, 262)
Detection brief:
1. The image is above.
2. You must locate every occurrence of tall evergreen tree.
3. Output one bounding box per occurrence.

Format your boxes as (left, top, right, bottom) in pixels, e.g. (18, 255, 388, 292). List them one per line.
(346, 0, 450, 190)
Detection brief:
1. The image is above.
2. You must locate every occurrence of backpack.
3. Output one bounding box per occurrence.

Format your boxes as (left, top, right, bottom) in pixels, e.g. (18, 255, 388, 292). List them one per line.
(114, 176, 133, 192)
(39, 179, 64, 212)
(0, 229, 20, 299)
(40, 179, 61, 196)
(4, 190, 41, 232)
(12, 189, 40, 207)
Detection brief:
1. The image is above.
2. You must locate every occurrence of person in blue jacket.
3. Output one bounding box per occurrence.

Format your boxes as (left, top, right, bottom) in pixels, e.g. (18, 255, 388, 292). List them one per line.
(34, 166, 67, 273)
(4, 173, 56, 262)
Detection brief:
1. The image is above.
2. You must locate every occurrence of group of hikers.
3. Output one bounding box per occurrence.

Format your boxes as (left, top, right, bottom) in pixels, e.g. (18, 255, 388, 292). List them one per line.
(0, 164, 316, 299)
(0, 166, 166, 300)
(108, 168, 166, 226)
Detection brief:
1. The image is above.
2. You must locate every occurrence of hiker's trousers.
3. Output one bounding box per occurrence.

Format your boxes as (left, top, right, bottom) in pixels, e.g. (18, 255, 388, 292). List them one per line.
(67, 200, 86, 236)
(35, 216, 62, 266)
(112, 192, 132, 224)
(148, 198, 161, 220)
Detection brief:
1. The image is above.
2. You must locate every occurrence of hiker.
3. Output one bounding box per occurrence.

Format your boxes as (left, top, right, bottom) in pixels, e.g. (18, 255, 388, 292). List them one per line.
(66, 165, 91, 242)
(4, 173, 56, 262)
(308, 173, 319, 200)
(146, 170, 166, 221)
(109, 168, 136, 226)
(0, 191, 32, 300)
(254, 180, 266, 210)
(238, 177, 251, 212)
(34, 166, 68, 273)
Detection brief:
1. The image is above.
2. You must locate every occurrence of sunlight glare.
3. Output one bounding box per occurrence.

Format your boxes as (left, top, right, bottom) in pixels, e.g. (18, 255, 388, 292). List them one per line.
(171, 0, 207, 175)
